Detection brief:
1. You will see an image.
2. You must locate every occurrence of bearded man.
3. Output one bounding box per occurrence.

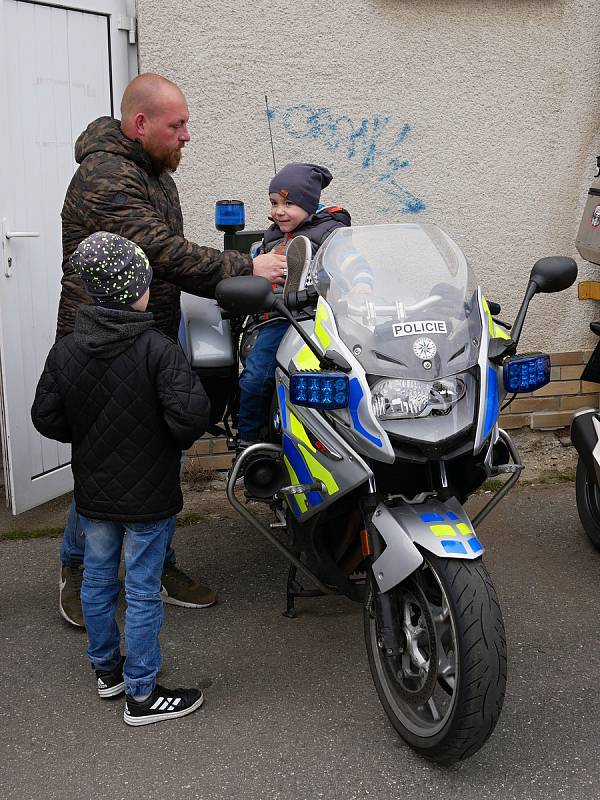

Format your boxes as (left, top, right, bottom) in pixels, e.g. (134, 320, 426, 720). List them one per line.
(56, 73, 286, 627)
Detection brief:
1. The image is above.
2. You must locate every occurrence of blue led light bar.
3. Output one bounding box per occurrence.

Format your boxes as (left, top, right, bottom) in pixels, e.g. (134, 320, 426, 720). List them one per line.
(215, 200, 245, 232)
(503, 352, 551, 393)
(290, 372, 349, 410)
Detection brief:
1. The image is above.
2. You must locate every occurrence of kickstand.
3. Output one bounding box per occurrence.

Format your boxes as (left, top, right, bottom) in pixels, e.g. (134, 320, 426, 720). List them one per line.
(282, 562, 330, 618)
(283, 564, 301, 618)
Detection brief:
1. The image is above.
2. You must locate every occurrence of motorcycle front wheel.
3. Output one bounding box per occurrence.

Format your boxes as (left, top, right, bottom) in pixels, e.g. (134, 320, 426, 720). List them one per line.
(575, 457, 600, 548)
(364, 553, 506, 765)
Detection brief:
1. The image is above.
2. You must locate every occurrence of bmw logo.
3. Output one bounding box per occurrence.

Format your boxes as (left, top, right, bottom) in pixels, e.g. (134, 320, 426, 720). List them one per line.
(413, 337, 437, 360)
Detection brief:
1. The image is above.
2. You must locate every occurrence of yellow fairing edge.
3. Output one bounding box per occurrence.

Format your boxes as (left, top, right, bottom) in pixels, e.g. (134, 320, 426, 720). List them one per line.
(289, 412, 316, 452)
(283, 455, 307, 513)
(295, 345, 320, 370)
(315, 302, 332, 350)
(481, 295, 494, 338)
(298, 444, 339, 496)
(482, 294, 510, 341)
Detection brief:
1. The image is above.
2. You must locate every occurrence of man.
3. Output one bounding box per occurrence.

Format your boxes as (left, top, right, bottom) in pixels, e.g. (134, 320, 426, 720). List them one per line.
(57, 73, 287, 627)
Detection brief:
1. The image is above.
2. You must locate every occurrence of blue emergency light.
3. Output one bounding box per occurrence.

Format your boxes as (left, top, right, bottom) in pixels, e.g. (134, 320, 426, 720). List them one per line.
(290, 372, 349, 410)
(503, 352, 551, 393)
(215, 200, 245, 233)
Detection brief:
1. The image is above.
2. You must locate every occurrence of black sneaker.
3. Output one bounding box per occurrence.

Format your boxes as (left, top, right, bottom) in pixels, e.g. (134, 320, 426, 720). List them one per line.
(95, 656, 125, 698)
(123, 684, 204, 727)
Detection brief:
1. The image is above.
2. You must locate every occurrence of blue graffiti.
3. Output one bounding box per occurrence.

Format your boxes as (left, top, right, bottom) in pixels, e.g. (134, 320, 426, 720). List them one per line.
(268, 104, 425, 215)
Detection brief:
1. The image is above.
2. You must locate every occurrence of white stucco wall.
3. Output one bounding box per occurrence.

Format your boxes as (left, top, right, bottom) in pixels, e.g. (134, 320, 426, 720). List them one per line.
(136, 0, 600, 352)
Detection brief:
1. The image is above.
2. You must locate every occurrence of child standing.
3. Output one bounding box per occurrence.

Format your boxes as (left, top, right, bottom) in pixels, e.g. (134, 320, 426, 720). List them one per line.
(237, 163, 351, 448)
(31, 232, 210, 726)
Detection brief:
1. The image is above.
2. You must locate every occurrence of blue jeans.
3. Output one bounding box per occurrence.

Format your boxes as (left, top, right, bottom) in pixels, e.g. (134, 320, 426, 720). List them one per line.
(61, 498, 176, 568)
(238, 321, 289, 442)
(80, 515, 175, 698)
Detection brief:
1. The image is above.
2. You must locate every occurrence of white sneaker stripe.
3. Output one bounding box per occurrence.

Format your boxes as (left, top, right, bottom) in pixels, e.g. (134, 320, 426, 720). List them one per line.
(159, 700, 171, 711)
(150, 697, 165, 710)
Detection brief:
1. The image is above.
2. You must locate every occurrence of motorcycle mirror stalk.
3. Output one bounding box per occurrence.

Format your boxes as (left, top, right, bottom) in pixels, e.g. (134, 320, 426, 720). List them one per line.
(509, 256, 578, 347)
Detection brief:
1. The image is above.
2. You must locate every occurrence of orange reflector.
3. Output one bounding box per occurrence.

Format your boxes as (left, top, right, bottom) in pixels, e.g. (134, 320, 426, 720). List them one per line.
(360, 529, 372, 557)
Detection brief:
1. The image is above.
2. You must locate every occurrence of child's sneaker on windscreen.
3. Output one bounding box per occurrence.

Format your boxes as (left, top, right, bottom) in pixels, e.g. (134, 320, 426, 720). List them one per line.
(95, 656, 125, 698)
(284, 235, 312, 301)
(124, 684, 204, 727)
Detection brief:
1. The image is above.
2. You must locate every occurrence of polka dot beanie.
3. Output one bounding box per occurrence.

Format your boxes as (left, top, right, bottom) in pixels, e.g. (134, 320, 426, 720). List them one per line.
(70, 231, 152, 306)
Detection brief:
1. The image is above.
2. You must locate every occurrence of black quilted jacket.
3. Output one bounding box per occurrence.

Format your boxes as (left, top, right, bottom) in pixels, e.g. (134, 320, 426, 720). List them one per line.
(31, 306, 210, 522)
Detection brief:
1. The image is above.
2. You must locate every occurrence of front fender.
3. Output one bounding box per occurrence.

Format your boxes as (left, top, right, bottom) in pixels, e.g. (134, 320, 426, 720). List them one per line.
(370, 497, 484, 593)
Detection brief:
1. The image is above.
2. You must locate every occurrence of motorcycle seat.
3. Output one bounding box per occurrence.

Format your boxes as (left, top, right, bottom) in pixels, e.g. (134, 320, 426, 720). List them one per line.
(590, 322, 600, 336)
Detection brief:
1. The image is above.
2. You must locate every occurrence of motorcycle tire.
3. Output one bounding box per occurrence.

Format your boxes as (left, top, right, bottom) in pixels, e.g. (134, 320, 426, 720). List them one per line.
(364, 552, 506, 765)
(575, 457, 600, 548)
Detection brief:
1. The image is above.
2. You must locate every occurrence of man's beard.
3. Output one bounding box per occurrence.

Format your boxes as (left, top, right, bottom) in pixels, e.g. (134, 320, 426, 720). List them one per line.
(156, 147, 182, 173)
(147, 144, 182, 173)
(163, 147, 182, 173)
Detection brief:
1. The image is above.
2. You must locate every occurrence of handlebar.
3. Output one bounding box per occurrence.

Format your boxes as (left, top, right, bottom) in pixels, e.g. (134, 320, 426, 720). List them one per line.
(346, 293, 443, 317)
(285, 285, 320, 312)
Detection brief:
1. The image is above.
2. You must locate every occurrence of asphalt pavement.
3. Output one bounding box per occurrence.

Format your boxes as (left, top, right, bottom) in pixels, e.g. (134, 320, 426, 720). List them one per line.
(1, 482, 599, 800)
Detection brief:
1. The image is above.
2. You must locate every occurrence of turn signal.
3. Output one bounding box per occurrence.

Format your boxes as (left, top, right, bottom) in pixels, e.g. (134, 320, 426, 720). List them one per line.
(503, 353, 551, 393)
(360, 529, 373, 557)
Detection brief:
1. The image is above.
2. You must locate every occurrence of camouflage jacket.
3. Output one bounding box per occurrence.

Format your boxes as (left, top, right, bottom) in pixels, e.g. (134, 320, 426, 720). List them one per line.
(56, 116, 253, 340)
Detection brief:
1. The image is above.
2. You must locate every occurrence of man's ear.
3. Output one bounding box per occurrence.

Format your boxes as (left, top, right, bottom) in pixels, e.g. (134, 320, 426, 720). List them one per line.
(133, 112, 147, 139)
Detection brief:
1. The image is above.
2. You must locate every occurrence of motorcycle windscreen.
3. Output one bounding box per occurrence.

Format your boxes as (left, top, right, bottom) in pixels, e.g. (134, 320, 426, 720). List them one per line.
(310, 224, 482, 380)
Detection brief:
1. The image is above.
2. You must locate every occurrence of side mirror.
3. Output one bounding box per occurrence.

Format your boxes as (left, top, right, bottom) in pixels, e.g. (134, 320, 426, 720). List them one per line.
(215, 276, 276, 315)
(530, 256, 578, 294)
(511, 256, 578, 346)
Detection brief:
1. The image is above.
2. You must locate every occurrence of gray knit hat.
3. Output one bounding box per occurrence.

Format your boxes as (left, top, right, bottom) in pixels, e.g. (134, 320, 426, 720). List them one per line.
(269, 163, 332, 215)
(70, 232, 152, 306)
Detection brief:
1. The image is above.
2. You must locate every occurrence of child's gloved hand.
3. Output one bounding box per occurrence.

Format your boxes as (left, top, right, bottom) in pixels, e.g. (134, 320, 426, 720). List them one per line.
(252, 252, 287, 285)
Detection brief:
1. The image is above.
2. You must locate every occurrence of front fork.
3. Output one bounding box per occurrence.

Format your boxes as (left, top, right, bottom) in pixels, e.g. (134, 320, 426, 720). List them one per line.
(360, 494, 404, 657)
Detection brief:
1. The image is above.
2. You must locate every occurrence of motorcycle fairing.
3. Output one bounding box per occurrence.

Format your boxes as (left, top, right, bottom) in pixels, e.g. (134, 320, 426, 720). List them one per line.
(371, 497, 484, 593)
(474, 287, 502, 453)
(276, 297, 395, 464)
(309, 298, 395, 462)
(276, 373, 374, 520)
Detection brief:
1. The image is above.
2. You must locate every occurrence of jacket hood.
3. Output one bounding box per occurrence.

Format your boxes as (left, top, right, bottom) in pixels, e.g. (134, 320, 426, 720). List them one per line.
(74, 305, 155, 359)
(311, 206, 351, 227)
(74, 116, 153, 172)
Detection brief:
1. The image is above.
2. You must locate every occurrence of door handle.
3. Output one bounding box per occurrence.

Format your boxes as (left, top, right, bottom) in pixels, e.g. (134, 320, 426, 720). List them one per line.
(6, 230, 40, 238)
(2, 218, 40, 277)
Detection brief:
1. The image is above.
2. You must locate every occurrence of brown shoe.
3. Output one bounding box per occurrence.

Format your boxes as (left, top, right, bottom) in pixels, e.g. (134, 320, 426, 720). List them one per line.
(59, 565, 85, 628)
(160, 564, 217, 608)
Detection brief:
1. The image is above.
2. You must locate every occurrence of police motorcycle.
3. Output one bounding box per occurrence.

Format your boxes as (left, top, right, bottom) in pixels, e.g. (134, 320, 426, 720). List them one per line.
(183, 217, 576, 764)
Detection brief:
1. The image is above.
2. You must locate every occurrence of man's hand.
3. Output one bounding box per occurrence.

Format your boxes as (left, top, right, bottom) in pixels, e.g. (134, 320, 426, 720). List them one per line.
(253, 252, 287, 285)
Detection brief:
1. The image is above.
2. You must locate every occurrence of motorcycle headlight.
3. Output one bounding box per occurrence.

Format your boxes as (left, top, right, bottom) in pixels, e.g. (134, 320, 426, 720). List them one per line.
(371, 376, 466, 420)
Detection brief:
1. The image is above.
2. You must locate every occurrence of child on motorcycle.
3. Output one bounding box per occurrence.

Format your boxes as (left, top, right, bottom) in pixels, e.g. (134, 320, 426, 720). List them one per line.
(236, 162, 351, 450)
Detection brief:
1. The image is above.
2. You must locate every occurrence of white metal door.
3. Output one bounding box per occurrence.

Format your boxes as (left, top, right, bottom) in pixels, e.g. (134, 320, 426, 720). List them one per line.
(0, 0, 136, 514)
